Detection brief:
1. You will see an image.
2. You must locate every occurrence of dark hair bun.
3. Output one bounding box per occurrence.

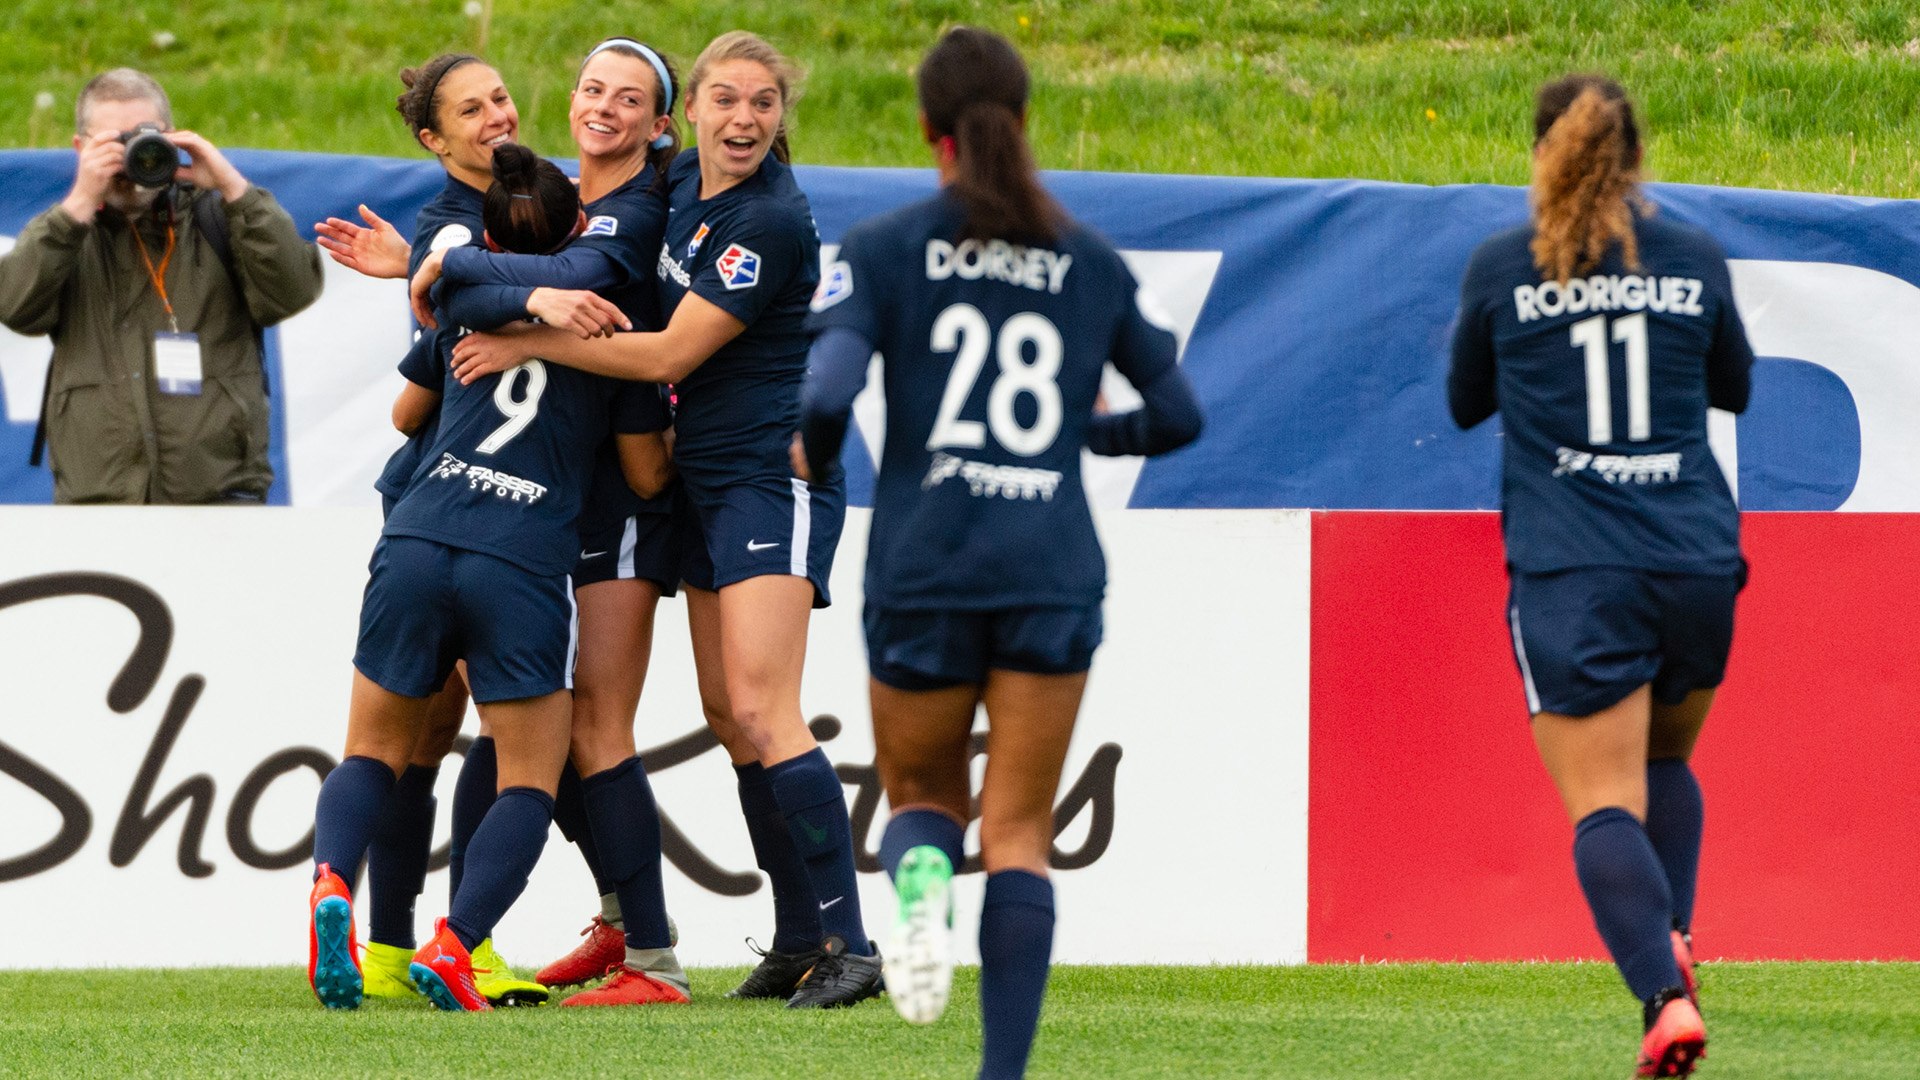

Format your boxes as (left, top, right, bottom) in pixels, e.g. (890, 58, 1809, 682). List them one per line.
(490, 142, 538, 187)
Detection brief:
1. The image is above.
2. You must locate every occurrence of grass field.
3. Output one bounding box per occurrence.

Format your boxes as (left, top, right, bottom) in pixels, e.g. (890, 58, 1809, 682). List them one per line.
(5, 961, 1920, 1078)
(3, 2, 1918, 195)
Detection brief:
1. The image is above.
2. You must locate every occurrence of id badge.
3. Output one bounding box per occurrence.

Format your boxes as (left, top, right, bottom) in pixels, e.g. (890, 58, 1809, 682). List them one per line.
(154, 332, 203, 396)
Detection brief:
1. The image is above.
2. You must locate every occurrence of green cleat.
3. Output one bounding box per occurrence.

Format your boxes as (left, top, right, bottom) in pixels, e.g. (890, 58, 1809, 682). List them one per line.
(470, 939, 551, 1007)
(883, 845, 954, 1024)
(362, 941, 421, 1000)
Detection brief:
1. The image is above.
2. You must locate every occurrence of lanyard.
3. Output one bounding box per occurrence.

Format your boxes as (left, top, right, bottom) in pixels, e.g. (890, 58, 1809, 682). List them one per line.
(130, 213, 180, 333)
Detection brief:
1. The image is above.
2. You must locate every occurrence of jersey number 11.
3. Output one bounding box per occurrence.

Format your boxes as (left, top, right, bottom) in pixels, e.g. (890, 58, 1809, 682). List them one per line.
(1571, 312, 1649, 445)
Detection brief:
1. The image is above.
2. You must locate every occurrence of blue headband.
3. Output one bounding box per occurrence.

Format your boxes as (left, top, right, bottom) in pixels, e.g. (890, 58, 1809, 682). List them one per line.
(584, 38, 676, 149)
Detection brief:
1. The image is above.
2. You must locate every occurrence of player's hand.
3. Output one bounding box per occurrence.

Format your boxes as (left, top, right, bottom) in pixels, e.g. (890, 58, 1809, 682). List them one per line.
(789, 433, 813, 483)
(409, 249, 447, 328)
(450, 326, 535, 384)
(528, 288, 631, 339)
(60, 132, 125, 223)
(166, 130, 249, 202)
(316, 204, 411, 279)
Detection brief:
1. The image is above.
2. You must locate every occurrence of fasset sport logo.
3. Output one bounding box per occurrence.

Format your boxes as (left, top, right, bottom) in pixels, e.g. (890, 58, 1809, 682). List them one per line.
(716, 243, 761, 290)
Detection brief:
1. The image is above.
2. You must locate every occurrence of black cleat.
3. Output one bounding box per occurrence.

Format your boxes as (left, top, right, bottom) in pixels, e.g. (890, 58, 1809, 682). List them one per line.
(725, 938, 823, 1000)
(785, 936, 884, 1010)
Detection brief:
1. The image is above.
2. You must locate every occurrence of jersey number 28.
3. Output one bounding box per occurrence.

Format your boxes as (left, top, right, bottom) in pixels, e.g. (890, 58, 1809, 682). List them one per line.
(477, 359, 548, 454)
(1571, 312, 1650, 445)
(927, 303, 1063, 457)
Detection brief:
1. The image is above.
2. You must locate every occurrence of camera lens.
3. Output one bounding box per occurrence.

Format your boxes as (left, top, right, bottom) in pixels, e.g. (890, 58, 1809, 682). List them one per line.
(122, 130, 178, 188)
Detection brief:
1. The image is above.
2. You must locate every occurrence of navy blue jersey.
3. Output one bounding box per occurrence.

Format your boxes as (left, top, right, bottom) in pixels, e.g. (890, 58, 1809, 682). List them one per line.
(805, 192, 1179, 610)
(656, 150, 820, 477)
(1449, 213, 1755, 574)
(397, 328, 442, 390)
(376, 176, 489, 503)
(437, 169, 677, 536)
(384, 327, 670, 575)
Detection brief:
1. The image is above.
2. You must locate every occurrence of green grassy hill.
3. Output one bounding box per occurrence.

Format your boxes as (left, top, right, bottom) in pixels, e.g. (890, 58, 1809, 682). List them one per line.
(5, 2, 1918, 194)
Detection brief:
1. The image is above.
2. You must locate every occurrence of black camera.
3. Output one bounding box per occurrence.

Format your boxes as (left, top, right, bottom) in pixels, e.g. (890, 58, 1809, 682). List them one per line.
(118, 122, 179, 188)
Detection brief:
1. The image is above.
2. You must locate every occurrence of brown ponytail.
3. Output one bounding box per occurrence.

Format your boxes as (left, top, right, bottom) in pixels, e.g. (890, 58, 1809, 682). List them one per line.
(918, 27, 1064, 246)
(483, 143, 582, 254)
(1529, 75, 1648, 283)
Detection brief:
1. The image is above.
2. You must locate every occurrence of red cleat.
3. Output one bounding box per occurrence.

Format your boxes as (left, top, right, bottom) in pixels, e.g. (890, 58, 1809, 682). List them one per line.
(1638, 991, 1706, 1077)
(409, 918, 493, 1012)
(308, 863, 362, 1009)
(536, 915, 627, 988)
(559, 965, 690, 1007)
(1671, 929, 1698, 1005)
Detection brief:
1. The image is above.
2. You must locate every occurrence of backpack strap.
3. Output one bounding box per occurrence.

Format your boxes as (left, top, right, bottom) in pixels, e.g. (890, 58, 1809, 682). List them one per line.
(191, 189, 269, 395)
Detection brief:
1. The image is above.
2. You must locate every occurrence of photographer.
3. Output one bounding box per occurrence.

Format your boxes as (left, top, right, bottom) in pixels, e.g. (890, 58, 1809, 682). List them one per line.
(0, 68, 323, 504)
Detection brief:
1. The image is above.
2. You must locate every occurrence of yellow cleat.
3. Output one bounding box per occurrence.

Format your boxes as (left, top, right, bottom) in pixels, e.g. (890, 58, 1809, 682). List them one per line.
(471, 938, 551, 1007)
(362, 941, 421, 1000)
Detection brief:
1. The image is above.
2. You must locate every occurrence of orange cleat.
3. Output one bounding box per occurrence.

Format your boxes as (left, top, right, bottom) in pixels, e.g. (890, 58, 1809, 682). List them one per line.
(409, 918, 493, 1012)
(308, 863, 362, 1010)
(1637, 990, 1707, 1077)
(559, 965, 690, 1007)
(1671, 929, 1698, 1005)
(536, 915, 627, 988)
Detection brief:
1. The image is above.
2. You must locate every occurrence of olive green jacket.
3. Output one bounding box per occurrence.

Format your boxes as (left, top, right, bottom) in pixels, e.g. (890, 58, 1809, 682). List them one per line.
(0, 184, 323, 503)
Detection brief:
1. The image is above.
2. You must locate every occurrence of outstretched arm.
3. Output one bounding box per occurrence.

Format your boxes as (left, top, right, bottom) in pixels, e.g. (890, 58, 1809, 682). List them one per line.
(451, 290, 745, 385)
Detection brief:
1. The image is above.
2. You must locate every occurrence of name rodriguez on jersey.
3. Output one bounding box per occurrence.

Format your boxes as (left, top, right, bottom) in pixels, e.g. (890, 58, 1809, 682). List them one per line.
(1513, 273, 1704, 322)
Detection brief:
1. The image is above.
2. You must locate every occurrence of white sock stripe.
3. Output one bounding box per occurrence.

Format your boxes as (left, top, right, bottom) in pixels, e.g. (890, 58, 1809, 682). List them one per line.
(789, 477, 811, 579)
(1508, 603, 1541, 715)
(617, 515, 638, 579)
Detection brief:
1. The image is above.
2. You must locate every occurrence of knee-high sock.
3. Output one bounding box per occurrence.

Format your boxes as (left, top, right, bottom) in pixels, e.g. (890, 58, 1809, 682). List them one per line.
(736, 761, 823, 953)
(1644, 758, 1704, 932)
(978, 870, 1055, 1080)
(582, 756, 672, 950)
(880, 808, 966, 881)
(768, 748, 870, 954)
(447, 736, 496, 902)
(1574, 807, 1683, 1002)
(553, 762, 613, 896)
(447, 786, 554, 950)
(312, 755, 396, 884)
(365, 764, 438, 948)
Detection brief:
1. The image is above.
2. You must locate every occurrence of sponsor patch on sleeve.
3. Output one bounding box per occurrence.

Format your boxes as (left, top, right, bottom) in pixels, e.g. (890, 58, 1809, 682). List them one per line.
(715, 243, 761, 291)
(810, 260, 854, 312)
(428, 223, 472, 252)
(583, 215, 618, 238)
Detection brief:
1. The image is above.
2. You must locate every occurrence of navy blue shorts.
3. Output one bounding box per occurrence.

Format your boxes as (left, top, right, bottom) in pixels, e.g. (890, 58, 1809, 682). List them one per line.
(353, 536, 577, 704)
(574, 511, 681, 595)
(1506, 566, 1744, 717)
(864, 604, 1104, 691)
(680, 471, 844, 607)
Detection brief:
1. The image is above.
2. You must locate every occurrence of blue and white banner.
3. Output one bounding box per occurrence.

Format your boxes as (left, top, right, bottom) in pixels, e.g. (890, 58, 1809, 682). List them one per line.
(1, 149, 1914, 509)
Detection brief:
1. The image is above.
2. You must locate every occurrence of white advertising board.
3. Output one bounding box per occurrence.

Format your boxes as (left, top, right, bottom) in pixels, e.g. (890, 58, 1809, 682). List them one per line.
(0, 507, 1307, 969)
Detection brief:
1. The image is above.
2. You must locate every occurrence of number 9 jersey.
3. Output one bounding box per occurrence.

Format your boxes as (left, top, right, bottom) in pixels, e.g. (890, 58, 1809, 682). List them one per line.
(1448, 213, 1756, 575)
(806, 192, 1180, 610)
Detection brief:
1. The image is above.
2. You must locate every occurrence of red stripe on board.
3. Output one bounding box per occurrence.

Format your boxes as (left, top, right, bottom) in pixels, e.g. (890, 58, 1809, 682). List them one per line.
(1308, 511, 1920, 962)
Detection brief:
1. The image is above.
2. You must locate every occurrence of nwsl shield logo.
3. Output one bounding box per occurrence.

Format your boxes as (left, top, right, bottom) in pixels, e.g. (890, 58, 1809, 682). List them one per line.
(716, 244, 761, 290)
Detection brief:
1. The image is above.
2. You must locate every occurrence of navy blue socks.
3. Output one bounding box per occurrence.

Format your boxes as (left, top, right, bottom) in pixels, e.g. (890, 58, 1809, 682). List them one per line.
(582, 756, 673, 950)
(1573, 807, 1683, 1001)
(735, 761, 823, 953)
(553, 762, 612, 895)
(365, 763, 438, 948)
(447, 736, 496, 901)
(447, 786, 554, 951)
(978, 870, 1055, 1080)
(880, 807, 966, 880)
(312, 755, 396, 883)
(767, 748, 870, 955)
(1645, 758, 1704, 932)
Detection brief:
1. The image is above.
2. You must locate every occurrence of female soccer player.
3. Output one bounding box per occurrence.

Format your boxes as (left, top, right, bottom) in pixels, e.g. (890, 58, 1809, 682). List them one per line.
(311, 52, 546, 1007)
(450, 31, 880, 1009)
(1448, 75, 1753, 1078)
(414, 36, 691, 1007)
(794, 27, 1202, 1077)
(307, 144, 672, 1013)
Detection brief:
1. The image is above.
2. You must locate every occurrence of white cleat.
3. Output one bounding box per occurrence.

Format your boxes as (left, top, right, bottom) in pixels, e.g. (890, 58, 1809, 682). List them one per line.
(884, 845, 955, 1025)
